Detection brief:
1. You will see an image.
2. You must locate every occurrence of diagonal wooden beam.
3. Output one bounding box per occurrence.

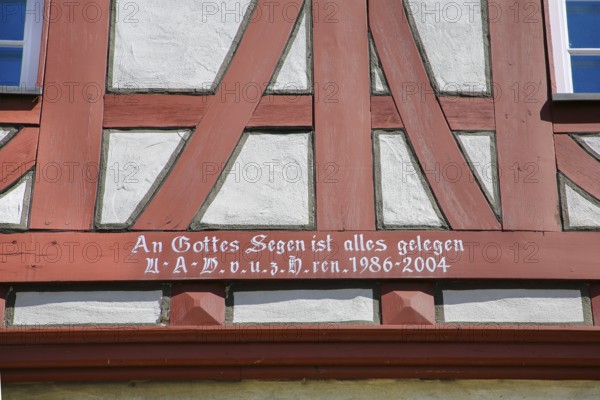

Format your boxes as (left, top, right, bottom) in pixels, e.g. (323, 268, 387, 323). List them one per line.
(555, 135, 600, 201)
(28, 0, 110, 230)
(489, 0, 560, 231)
(313, 0, 374, 230)
(0, 127, 39, 192)
(369, 0, 500, 230)
(134, 0, 303, 230)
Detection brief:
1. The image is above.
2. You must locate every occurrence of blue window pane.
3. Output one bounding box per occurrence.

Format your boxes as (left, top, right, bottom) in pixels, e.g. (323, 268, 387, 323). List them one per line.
(0, 46, 22, 86)
(567, 0, 600, 48)
(0, 0, 27, 41)
(571, 55, 600, 93)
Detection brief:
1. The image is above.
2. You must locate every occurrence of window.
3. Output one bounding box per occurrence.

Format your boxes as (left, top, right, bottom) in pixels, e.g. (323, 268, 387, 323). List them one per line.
(549, 0, 600, 95)
(0, 0, 43, 94)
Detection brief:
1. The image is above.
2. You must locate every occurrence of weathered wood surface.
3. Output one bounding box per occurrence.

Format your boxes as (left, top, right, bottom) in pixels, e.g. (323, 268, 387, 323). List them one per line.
(313, 0, 375, 230)
(29, 0, 111, 230)
(0, 231, 599, 281)
(104, 95, 313, 128)
(489, 0, 561, 231)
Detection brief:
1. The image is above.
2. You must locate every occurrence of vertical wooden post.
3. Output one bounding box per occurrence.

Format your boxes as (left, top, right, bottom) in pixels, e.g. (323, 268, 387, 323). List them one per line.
(29, 0, 111, 230)
(489, 0, 561, 231)
(312, 0, 375, 230)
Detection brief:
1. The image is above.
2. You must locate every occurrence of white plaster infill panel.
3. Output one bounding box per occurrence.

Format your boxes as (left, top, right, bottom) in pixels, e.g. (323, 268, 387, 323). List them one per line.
(404, 0, 489, 95)
(12, 290, 164, 326)
(110, 0, 253, 91)
(376, 131, 447, 229)
(454, 131, 500, 215)
(574, 134, 600, 160)
(370, 36, 390, 95)
(560, 176, 600, 230)
(441, 289, 587, 324)
(97, 129, 189, 228)
(0, 171, 33, 229)
(194, 132, 312, 229)
(232, 288, 376, 323)
(0, 128, 15, 145)
(268, 2, 311, 93)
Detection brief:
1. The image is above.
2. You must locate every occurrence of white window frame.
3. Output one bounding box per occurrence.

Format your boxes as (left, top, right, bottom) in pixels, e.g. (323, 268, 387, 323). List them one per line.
(0, 0, 44, 95)
(548, 0, 600, 97)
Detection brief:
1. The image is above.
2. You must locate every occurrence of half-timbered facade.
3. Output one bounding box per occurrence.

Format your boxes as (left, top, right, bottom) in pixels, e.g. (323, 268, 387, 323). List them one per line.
(1, 0, 600, 396)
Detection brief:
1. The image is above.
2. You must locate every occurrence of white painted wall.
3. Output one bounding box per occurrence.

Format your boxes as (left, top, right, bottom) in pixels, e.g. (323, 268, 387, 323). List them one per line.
(455, 132, 499, 213)
(442, 289, 586, 323)
(110, 0, 252, 91)
(405, 0, 488, 94)
(0, 128, 12, 144)
(268, 5, 310, 93)
(232, 288, 375, 323)
(197, 133, 311, 228)
(370, 38, 389, 95)
(377, 132, 446, 228)
(12, 290, 164, 325)
(562, 179, 600, 229)
(99, 130, 188, 226)
(0, 173, 30, 227)
(574, 134, 600, 160)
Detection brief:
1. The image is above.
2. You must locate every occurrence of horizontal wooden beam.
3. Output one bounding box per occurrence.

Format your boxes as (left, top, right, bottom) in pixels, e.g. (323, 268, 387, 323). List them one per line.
(1, 326, 600, 382)
(370, 97, 496, 131)
(103, 95, 494, 131)
(103, 95, 313, 128)
(438, 97, 496, 131)
(2, 325, 600, 345)
(3, 337, 600, 368)
(0, 231, 599, 282)
(4, 365, 600, 383)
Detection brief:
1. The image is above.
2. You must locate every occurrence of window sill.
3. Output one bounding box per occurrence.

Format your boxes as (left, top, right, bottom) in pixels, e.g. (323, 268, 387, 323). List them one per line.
(553, 93, 600, 101)
(0, 86, 42, 96)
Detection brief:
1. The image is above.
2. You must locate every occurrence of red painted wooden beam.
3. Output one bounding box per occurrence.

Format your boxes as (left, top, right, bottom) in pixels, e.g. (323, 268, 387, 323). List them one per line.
(28, 0, 111, 230)
(312, 0, 375, 230)
(103, 94, 494, 131)
(0, 231, 599, 282)
(104, 95, 313, 128)
(489, 0, 561, 231)
(3, 365, 600, 383)
(2, 326, 600, 382)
